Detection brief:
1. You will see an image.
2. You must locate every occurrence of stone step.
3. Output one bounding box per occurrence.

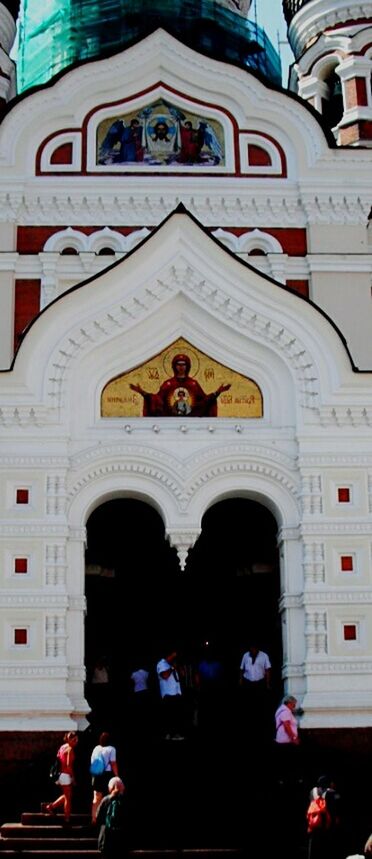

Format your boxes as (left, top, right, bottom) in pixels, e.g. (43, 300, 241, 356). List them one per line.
(1, 825, 93, 838)
(0, 838, 96, 849)
(22, 814, 90, 826)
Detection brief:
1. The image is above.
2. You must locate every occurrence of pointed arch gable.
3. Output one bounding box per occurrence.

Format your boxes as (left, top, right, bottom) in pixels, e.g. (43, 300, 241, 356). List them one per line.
(1, 207, 363, 438)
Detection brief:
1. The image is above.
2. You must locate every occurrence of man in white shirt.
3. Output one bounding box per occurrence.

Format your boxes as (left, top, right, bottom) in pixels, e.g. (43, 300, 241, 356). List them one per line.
(156, 650, 184, 740)
(239, 641, 272, 740)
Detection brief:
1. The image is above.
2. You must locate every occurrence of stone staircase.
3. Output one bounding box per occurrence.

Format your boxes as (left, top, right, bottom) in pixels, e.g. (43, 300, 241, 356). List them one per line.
(0, 811, 244, 858)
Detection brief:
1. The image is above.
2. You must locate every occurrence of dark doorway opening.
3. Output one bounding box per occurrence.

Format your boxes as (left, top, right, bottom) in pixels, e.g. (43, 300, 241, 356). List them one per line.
(85, 496, 282, 713)
(83, 497, 291, 849)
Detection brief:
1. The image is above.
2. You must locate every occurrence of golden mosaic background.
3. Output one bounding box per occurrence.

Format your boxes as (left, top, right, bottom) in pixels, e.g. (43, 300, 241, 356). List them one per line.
(101, 339, 263, 418)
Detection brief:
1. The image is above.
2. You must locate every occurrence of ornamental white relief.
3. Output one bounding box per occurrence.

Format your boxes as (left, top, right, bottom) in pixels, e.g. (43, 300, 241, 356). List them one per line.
(305, 609, 328, 655)
(45, 614, 66, 658)
(303, 542, 325, 585)
(45, 544, 67, 587)
(46, 474, 67, 516)
(301, 474, 323, 515)
(45, 262, 320, 413)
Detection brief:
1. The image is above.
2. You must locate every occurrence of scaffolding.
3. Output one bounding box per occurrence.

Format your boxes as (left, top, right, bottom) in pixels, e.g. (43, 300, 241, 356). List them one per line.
(17, 0, 282, 94)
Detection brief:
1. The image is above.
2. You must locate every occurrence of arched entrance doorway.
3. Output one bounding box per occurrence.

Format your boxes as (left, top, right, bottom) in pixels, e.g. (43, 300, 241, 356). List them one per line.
(84, 496, 282, 722)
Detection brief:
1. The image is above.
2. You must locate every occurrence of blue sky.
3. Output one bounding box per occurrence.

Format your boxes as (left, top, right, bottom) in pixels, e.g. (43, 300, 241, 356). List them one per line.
(254, 0, 294, 84)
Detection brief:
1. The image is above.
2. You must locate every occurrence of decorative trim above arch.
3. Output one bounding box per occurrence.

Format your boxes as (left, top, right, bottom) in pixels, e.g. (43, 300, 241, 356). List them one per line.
(37, 131, 82, 174)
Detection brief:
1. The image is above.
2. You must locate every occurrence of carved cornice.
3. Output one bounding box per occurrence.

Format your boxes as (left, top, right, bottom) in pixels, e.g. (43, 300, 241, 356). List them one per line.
(288, 1, 372, 57)
(318, 407, 372, 427)
(0, 525, 68, 537)
(0, 593, 68, 608)
(303, 591, 372, 605)
(301, 522, 372, 535)
(68, 446, 299, 512)
(305, 660, 372, 674)
(0, 665, 68, 678)
(0, 456, 70, 467)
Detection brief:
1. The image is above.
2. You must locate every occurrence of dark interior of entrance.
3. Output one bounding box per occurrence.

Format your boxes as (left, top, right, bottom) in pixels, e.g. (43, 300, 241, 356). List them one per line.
(85, 496, 282, 703)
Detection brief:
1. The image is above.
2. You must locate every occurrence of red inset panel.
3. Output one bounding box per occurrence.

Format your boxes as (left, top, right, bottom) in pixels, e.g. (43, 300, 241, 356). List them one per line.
(14, 628, 28, 645)
(16, 489, 29, 504)
(343, 624, 357, 641)
(14, 280, 41, 353)
(338, 487, 350, 503)
(50, 142, 73, 165)
(248, 144, 272, 167)
(286, 280, 309, 298)
(14, 558, 28, 574)
(341, 555, 353, 572)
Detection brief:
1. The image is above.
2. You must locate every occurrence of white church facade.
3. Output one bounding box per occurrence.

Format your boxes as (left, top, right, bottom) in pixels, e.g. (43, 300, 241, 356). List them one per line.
(0, 1, 371, 742)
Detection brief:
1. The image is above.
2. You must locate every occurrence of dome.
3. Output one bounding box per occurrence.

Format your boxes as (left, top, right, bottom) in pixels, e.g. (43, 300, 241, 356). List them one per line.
(282, 0, 311, 25)
(18, 0, 281, 93)
(1, 0, 20, 20)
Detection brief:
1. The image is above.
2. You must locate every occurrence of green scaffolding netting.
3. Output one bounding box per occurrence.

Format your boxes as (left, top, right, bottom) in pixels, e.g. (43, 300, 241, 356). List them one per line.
(17, 0, 281, 93)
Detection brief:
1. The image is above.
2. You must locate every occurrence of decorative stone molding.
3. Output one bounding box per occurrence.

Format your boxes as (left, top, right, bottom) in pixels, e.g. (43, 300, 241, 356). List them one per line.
(306, 660, 372, 674)
(0, 526, 68, 537)
(3, 190, 371, 227)
(319, 407, 372, 427)
(302, 523, 372, 536)
(305, 609, 328, 655)
(301, 474, 323, 515)
(0, 593, 68, 608)
(46, 474, 67, 516)
(45, 614, 67, 658)
(288, 2, 372, 59)
(303, 541, 325, 585)
(45, 544, 67, 587)
(46, 262, 320, 414)
(0, 665, 68, 678)
(279, 593, 303, 610)
(68, 596, 87, 612)
(304, 591, 372, 605)
(166, 530, 201, 571)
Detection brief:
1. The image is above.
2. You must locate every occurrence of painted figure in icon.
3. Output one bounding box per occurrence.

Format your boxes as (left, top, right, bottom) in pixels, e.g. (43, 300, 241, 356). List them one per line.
(130, 353, 231, 417)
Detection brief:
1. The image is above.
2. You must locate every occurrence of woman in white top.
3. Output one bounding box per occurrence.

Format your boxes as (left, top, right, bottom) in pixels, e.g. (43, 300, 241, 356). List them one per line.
(91, 731, 119, 824)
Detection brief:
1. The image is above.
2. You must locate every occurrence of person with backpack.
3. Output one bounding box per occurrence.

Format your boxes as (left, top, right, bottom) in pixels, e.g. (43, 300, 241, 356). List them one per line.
(307, 774, 342, 859)
(96, 776, 128, 858)
(90, 731, 119, 824)
(42, 730, 78, 823)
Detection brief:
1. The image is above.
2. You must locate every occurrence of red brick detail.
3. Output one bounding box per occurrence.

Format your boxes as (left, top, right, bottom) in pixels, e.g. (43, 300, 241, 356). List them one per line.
(344, 77, 368, 109)
(338, 487, 350, 503)
(248, 144, 272, 167)
(341, 555, 353, 572)
(16, 489, 29, 504)
(14, 628, 28, 645)
(14, 280, 41, 352)
(14, 558, 28, 574)
(343, 624, 357, 641)
(17, 226, 145, 253)
(50, 142, 73, 165)
(338, 120, 372, 145)
(286, 280, 309, 298)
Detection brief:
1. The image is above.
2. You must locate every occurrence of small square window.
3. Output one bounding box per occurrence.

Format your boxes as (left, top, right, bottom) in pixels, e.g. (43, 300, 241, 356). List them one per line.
(16, 489, 29, 505)
(14, 558, 28, 574)
(341, 555, 354, 572)
(338, 487, 350, 503)
(14, 628, 28, 645)
(343, 624, 357, 641)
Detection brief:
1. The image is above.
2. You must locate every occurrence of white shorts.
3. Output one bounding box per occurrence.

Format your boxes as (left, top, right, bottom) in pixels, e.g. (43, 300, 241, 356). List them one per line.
(57, 772, 72, 786)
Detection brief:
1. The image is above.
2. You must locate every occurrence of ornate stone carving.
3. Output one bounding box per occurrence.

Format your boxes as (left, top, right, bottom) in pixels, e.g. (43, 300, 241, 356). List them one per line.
(305, 609, 327, 655)
(303, 542, 325, 585)
(166, 530, 201, 571)
(45, 544, 67, 587)
(301, 474, 323, 515)
(45, 614, 67, 659)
